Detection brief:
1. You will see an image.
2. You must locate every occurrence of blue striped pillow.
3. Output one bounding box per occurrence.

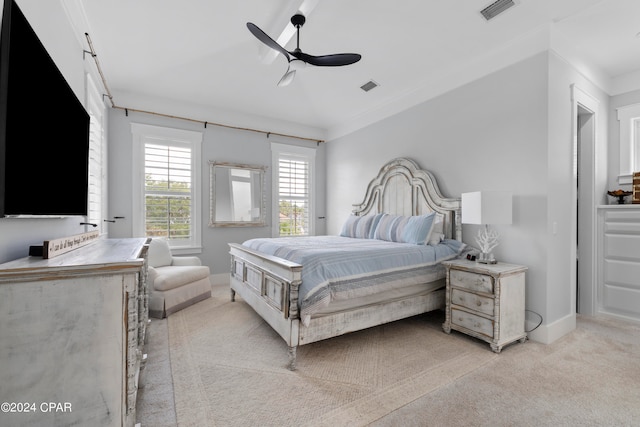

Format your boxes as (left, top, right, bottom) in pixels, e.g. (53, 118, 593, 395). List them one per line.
(340, 214, 383, 239)
(373, 213, 436, 245)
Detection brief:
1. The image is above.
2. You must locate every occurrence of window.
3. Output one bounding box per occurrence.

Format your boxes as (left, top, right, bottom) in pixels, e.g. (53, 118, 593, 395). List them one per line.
(131, 123, 202, 252)
(271, 142, 316, 237)
(86, 73, 107, 234)
(617, 103, 640, 184)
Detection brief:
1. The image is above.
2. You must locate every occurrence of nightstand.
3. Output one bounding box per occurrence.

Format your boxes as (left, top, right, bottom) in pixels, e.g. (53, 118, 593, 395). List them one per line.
(442, 259, 527, 353)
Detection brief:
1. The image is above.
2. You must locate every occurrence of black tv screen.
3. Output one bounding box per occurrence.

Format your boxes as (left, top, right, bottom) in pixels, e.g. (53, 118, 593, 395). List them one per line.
(0, 0, 89, 217)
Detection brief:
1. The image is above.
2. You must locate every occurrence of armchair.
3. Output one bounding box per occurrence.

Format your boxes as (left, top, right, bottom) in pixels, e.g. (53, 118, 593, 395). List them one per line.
(147, 238, 211, 318)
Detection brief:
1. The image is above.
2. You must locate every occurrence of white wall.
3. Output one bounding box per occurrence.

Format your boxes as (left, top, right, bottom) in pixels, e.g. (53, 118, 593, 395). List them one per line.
(545, 52, 609, 339)
(326, 51, 610, 344)
(0, 0, 93, 264)
(107, 98, 327, 276)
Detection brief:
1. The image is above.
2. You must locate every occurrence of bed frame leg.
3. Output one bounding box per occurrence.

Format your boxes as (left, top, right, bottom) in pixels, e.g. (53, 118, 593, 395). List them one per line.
(230, 289, 236, 302)
(287, 346, 297, 371)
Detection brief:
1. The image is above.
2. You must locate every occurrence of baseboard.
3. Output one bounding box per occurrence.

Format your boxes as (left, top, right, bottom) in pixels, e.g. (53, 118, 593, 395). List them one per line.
(527, 312, 576, 344)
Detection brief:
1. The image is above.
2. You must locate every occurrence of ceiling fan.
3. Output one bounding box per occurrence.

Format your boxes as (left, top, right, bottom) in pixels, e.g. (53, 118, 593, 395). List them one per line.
(247, 14, 362, 87)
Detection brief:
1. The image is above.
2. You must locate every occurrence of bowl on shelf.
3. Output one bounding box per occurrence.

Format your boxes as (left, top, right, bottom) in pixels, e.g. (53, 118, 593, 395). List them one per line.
(607, 190, 632, 204)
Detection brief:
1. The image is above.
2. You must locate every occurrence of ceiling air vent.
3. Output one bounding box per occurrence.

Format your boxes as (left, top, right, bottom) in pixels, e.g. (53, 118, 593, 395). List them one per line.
(480, 0, 515, 21)
(360, 80, 379, 92)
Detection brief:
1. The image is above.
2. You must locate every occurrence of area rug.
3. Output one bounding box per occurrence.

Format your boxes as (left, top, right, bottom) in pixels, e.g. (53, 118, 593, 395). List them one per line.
(168, 284, 498, 427)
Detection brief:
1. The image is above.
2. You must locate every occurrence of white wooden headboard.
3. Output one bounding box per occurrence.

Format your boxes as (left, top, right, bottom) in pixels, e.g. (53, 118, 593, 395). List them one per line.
(352, 157, 462, 241)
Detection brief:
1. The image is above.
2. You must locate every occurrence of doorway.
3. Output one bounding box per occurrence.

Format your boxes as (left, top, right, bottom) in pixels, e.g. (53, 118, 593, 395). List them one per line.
(571, 84, 598, 317)
(576, 105, 594, 313)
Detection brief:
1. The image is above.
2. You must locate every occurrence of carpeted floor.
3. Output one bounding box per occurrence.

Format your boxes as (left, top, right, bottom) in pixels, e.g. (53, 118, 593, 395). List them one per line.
(136, 283, 640, 427)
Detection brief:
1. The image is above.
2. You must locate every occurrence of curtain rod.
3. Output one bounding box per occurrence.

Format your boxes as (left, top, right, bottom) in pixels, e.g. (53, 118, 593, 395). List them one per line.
(83, 33, 325, 144)
(112, 105, 324, 143)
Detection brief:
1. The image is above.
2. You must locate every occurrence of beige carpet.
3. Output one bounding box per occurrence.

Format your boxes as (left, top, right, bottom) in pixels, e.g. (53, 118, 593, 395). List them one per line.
(167, 284, 498, 426)
(165, 284, 640, 427)
(371, 314, 640, 427)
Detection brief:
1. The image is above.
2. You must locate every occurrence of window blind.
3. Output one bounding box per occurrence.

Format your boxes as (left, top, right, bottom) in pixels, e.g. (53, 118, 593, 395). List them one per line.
(144, 142, 192, 240)
(86, 73, 105, 233)
(278, 157, 309, 236)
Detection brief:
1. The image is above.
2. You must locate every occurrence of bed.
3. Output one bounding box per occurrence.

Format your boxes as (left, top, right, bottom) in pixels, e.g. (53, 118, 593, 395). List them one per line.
(229, 157, 464, 369)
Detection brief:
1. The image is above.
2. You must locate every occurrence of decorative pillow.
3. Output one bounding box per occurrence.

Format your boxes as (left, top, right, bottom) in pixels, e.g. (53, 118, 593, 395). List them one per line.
(373, 212, 436, 245)
(340, 214, 383, 239)
(148, 238, 173, 268)
(427, 213, 445, 246)
(428, 232, 445, 246)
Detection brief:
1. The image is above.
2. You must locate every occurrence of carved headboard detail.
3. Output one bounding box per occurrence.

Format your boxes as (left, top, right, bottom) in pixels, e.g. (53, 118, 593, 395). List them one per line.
(352, 157, 462, 241)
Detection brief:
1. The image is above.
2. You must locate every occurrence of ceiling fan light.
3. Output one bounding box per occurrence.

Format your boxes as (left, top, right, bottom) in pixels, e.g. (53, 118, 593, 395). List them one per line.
(277, 69, 296, 87)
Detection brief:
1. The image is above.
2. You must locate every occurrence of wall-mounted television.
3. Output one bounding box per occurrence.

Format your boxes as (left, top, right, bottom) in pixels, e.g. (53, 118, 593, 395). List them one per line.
(0, 0, 90, 217)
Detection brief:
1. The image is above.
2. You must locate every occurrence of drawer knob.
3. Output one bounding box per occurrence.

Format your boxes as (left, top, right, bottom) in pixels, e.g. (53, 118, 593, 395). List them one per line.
(476, 301, 482, 307)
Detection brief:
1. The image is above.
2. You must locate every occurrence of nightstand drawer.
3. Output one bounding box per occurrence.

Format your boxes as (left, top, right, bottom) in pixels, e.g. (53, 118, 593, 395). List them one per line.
(450, 269, 494, 294)
(451, 288, 494, 316)
(451, 308, 494, 338)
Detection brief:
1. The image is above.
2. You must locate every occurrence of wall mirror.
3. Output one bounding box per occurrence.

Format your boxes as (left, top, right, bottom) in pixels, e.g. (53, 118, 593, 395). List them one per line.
(209, 161, 266, 227)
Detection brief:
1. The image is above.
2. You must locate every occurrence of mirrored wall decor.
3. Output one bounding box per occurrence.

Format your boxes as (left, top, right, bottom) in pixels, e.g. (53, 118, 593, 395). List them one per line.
(209, 161, 266, 227)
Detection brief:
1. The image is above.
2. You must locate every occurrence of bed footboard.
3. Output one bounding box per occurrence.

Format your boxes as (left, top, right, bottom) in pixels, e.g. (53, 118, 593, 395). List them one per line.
(228, 243, 302, 369)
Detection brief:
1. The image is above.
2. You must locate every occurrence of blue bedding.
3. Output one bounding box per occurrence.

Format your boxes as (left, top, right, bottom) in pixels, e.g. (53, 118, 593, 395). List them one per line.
(242, 236, 466, 324)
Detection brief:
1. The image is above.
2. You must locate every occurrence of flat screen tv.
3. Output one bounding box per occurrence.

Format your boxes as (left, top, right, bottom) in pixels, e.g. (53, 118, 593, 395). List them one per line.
(0, 0, 90, 217)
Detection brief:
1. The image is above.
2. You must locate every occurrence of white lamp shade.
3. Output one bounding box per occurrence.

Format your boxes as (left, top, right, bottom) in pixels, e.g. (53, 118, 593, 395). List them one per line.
(461, 191, 512, 225)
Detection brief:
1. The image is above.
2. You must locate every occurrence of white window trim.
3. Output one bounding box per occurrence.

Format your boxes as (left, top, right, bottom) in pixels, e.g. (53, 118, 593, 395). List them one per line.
(271, 142, 316, 237)
(617, 102, 640, 185)
(131, 123, 202, 253)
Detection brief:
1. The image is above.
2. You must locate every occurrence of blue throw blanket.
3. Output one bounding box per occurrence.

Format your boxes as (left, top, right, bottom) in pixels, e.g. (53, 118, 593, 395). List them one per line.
(243, 236, 466, 325)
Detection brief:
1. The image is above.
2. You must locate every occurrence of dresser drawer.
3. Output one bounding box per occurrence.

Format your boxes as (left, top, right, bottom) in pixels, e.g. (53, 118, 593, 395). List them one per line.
(451, 288, 494, 316)
(450, 269, 493, 294)
(451, 308, 494, 338)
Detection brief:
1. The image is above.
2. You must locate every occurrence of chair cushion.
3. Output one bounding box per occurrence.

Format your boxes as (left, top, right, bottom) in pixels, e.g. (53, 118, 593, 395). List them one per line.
(152, 265, 210, 291)
(148, 238, 173, 268)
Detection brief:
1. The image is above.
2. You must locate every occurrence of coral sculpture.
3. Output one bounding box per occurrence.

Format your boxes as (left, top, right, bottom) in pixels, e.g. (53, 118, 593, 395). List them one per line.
(476, 226, 500, 255)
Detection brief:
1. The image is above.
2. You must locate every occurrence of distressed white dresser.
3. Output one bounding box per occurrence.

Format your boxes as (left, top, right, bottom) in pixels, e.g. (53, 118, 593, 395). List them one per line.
(0, 238, 149, 427)
(442, 259, 527, 353)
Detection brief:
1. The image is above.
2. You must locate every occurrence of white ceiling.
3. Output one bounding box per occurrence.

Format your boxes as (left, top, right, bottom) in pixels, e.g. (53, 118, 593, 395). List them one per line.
(68, 0, 640, 139)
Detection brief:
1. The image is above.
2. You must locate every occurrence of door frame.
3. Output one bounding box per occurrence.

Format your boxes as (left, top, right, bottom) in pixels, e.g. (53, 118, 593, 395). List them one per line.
(570, 84, 599, 316)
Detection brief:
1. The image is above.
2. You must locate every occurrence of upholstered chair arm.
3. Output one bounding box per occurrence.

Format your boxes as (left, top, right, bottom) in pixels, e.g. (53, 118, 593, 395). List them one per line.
(147, 266, 158, 285)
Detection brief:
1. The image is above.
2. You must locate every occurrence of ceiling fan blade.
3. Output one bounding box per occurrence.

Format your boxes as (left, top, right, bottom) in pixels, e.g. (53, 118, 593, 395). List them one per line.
(247, 22, 290, 61)
(292, 52, 362, 67)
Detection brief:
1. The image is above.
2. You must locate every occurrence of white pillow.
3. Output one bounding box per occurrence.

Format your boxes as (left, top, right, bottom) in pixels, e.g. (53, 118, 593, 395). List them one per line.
(427, 213, 445, 246)
(148, 238, 173, 267)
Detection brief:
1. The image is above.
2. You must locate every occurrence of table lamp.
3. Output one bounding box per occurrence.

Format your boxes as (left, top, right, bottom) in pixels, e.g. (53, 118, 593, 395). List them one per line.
(461, 191, 512, 264)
